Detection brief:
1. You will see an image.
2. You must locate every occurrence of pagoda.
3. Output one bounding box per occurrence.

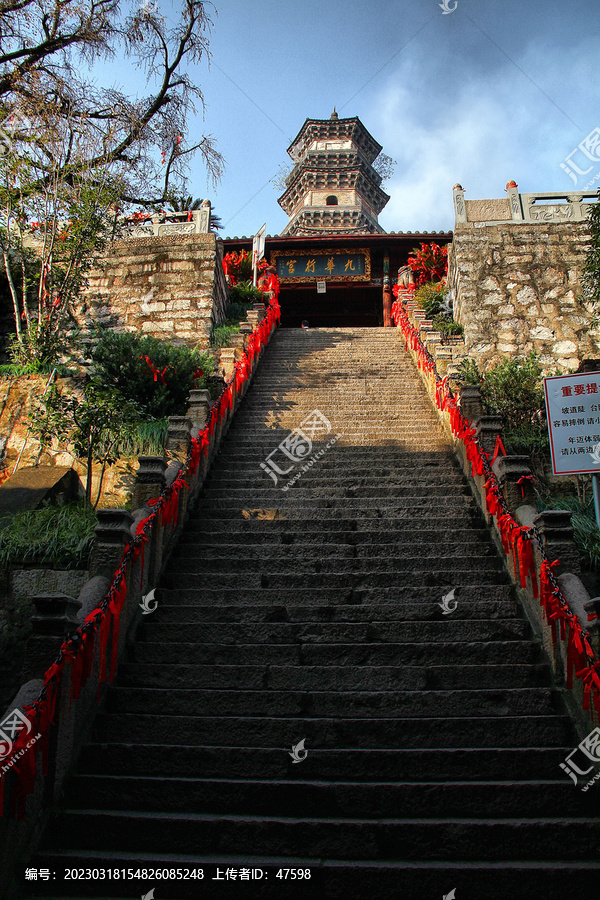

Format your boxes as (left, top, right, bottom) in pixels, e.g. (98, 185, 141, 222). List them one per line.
(277, 110, 390, 235)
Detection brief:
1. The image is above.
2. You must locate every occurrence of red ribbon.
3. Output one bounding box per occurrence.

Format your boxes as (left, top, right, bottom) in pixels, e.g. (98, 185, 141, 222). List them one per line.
(491, 434, 507, 466)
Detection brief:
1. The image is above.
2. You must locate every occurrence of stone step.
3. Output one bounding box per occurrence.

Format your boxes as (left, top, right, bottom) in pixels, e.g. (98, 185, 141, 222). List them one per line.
(117, 662, 549, 691)
(105, 686, 558, 719)
(149, 600, 519, 623)
(40, 809, 599, 860)
(138, 619, 528, 645)
(63, 775, 596, 819)
(163, 570, 510, 590)
(205, 472, 466, 487)
(75, 743, 575, 782)
(194, 499, 479, 515)
(127, 640, 543, 667)
(199, 485, 473, 500)
(166, 556, 504, 575)
(175, 530, 492, 547)
(156, 584, 514, 604)
(182, 518, 487, 534)
(92, 712, 574, 749)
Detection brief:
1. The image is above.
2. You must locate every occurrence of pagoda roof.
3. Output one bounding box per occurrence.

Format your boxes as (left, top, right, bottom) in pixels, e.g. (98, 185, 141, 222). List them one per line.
(287, 115, 383, 164)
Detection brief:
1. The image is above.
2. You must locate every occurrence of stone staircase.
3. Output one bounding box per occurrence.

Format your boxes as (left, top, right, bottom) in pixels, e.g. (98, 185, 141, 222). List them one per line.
(27, 328, 600, 898)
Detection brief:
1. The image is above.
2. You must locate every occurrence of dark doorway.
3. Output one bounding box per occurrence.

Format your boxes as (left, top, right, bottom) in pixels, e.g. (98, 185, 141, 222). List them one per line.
(279, 284, 382, 327)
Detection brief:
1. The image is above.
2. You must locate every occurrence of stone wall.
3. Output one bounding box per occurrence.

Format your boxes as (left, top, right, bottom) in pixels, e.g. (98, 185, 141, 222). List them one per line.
(76, 232, 229, 347)
(448, 220, 600, 372)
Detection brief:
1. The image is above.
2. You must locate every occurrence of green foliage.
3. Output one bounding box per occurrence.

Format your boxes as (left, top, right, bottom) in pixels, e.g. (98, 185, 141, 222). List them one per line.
(457, 358, 481, 385)
(91, 329, 213, 418)
(112, 418, 169, 457)
(210, 323, 240, 349)
(583, 199, 600, 305)
(502, 425, 549, 457)
(0, 503, 97, 569)
(31, 379, 141, 505)
(432, 316, 463, 336)
(415, 282, 449, 319)
(482, 351, 545, 430)
(461, 351, 545, 431)
(229, 281, 263, 307)
(5, 322, 78, 374)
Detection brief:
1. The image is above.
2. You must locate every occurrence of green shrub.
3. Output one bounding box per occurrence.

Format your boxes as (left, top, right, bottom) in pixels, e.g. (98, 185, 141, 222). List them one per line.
(415, 282, 449, 319)
(91, 330, 213, 418)
(211, 323, 240, 349)
(432, 316, 463, 336)
(457, 352, 546, 432)
(481, 351, 545, 431)
(457, 358, 481, 385)
(229, 281, 263, 307)
(0, 503, 97, 569)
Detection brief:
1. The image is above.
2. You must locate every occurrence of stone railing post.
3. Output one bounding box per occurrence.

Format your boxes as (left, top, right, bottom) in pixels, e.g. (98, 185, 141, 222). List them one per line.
(475, 415, 503, 455)
(132, 456, 167, 509)
(22, 594, 83, 681)
(492, 455, 536, 514)
(433, 346, 453, 375)
(533, 509, 581, 576)
(89, 509, 134, 579)
(186, 389, 211, 428)
(453, 183, 467, 224)
(166, 416, 192, 460)
(219, 347, 237, 381)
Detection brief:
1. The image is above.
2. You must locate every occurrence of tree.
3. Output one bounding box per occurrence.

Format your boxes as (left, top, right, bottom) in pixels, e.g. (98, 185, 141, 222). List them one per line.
(0, 0, 224, 202)
(0, 0, 225, 364)
(373, 153, 396, 185)
(32, 379, 140, 507)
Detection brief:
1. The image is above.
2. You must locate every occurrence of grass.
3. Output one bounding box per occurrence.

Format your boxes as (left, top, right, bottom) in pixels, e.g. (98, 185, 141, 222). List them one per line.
(0, 503, 98, 569)
(112, 417, 169, 457)
(210, 322, 240, 349)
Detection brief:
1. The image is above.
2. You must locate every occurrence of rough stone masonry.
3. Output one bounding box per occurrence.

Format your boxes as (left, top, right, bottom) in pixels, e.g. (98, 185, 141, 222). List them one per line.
(449, 186, 600, 372)
(75, 232, 229, 347)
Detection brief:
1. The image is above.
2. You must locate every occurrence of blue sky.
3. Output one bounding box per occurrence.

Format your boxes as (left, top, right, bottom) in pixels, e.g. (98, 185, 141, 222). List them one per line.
(121, 0, 600, 238)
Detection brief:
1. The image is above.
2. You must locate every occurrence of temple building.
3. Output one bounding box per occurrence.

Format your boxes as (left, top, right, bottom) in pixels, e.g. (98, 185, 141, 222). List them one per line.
(223, 111, 451, 327)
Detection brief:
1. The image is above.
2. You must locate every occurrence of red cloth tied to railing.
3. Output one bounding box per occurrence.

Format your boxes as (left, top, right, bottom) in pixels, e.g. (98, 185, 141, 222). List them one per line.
(539, 558, 562, 642)
(516, 474, 536, 498)
(189, 437, 201, 476)
(576, 660, 600, 720)
(0, 298, 277, 817)
(491, 434, 507, 466)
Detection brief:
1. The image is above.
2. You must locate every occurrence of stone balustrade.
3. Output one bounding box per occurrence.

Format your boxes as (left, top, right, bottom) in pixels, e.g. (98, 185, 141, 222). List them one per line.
(0, 301, 278, 893)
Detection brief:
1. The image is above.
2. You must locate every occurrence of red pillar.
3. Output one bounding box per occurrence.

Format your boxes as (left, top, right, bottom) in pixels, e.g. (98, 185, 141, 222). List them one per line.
(382, 283, 392, 327)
